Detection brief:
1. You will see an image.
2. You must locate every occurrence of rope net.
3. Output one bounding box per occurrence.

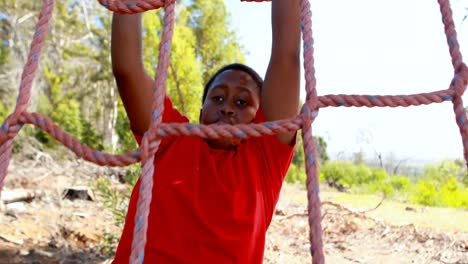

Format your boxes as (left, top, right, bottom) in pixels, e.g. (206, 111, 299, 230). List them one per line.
(0, 0, 467, 263)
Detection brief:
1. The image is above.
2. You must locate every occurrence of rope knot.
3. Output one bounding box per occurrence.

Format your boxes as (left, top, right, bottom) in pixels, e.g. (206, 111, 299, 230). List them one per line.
(300, 104, 318, 128)
(0, 115, 23, 143)
(452, 63, 468, 97)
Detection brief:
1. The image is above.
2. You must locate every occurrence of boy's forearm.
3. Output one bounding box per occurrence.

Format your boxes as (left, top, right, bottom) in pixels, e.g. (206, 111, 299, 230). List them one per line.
(261, 0, 301, 145)
(111, 13, 145, 78)
(271, 0, 301, 61)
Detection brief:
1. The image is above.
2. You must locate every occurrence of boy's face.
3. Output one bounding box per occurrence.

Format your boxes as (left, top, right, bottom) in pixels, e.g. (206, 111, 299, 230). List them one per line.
(200, 69, 260, 149)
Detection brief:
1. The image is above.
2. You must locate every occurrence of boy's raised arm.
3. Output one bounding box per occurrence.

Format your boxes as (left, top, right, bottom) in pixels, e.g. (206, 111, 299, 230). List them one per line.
(262, 0, 301, 145)
(112, 14, 154, 135)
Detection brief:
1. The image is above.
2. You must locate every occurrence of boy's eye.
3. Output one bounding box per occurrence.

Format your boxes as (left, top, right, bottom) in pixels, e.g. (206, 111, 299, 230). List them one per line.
(212, 96, 223, 102)
(236, 99, 247, 107)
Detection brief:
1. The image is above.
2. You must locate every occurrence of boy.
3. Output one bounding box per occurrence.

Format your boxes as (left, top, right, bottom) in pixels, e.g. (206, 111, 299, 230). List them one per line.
(111, 0, 300, 262)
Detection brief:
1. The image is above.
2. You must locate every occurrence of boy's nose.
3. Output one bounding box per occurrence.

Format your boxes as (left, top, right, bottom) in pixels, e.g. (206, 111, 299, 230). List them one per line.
(220, 106, 235, 117)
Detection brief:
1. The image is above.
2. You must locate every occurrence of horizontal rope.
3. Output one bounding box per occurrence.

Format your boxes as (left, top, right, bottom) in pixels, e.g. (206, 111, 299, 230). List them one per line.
(1, 87, 460, 166)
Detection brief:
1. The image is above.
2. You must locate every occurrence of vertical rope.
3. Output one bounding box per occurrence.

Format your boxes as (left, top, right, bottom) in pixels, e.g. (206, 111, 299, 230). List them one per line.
(299, 0, 324, 263)
(438, 0, 464, 72)
(0, 142, 14, 196)
(0, 0, 54, 198)
(438, 0, 468, 167)
(129, 1, 176, 263)
(450, 63, 468, 165)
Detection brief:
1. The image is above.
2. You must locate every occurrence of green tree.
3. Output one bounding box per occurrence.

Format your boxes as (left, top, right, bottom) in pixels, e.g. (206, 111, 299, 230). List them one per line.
(142, 7, 203, 122)
(188, 0, 246, 85)
(287, 135, 329, 184)
(422, 160, 466, 185)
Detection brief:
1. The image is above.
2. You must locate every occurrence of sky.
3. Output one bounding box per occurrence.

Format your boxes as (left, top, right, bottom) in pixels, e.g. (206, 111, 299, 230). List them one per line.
(224, 0, 468, 163)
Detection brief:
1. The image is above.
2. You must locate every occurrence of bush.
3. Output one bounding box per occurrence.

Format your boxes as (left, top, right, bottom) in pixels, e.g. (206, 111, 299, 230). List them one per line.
(92, 165, 141, 228)
(285, 163, 306, 184)
(319, 161, 389, 188)
(51, 99, 82, 139)
(320, 161, 355, 187)
(439, 176, 466, 208)
(411, 180, 438, 206)
(354, 164, 372, 185)
(389, 175, 411, 192)
(370, 168, 388, 183)
(93, 177, 129, 227)
(115, 102, 137, 153)
(422, 160, 466, 185)
(81, 119, 104, 151)
(36, 99, 83, 148)
(0, 101, 8, 121)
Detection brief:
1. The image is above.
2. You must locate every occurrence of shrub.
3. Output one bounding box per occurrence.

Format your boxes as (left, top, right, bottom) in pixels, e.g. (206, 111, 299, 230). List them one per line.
(320, 161, 355, 187)
(354, 164, 372, 185)
(411, 180, 438, 206)
(389, 175, 411, 192)
(0, 101, 8, 121)
(439, 176, 464, 208)
(93, 177, 129, 227)
(81, 119, 104, 151)
(115, 102, 137, 153)
(285, 163, 306, 184)
(36, 99, 83, 148)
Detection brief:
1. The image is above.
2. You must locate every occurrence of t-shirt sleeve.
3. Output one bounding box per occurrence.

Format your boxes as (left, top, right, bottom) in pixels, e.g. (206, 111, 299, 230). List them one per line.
(133, 96, 189, 146)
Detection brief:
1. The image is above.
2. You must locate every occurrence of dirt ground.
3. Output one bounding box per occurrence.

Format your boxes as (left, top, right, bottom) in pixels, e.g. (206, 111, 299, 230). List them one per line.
(1, 155, 467, 264)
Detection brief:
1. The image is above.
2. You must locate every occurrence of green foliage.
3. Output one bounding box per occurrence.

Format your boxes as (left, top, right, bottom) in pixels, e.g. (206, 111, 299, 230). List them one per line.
(115, 101, 137, 153)
(0, 100, 8, 121)
(188, 0, 246, 84)
(319, 161, 388, 187)
(318, 160, 467, 209)
(370, 168, 388, 183)
(2, 0, 247, 152)
(320, 161, 355, 187)
(314, 136, 329, 164)
(0, 41, 9, 66)
(285, 163, 306, 184)
(410, 180, 440, 206)
(440, 177, 463, 207)
(98, 232, 120, 256)
(35, 98, 84, 147)
(93, 177, 129, 227)
(51, 99, 82, 140)
(288, 135, 329, 185)
(166, 6, 203, 121)
(422, 160, 466, 185)
(141, 5, 202, 121)
(409, 176, 468, 208)
(354, 164, 372, 185)
(92, 165, 140, 228)
(389, 175, 411, 192)
(81, 119, 104, 151)
(124, 164, 141, 186)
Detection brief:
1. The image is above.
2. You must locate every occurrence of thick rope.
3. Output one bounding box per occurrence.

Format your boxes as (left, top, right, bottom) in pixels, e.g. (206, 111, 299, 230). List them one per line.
(0, 0, 467, 263)
(0, 0, 54, 193)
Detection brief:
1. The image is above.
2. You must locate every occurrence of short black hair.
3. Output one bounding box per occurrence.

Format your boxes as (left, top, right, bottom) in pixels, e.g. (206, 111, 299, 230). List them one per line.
(202, 63, 264, 104)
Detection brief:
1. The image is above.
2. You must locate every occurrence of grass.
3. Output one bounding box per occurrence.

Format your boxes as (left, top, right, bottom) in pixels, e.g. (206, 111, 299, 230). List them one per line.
(280, 183, 468, 232)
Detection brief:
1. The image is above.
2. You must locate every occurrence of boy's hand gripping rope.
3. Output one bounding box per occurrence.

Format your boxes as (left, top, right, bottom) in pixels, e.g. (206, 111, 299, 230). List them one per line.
(0, 0, 467, 263)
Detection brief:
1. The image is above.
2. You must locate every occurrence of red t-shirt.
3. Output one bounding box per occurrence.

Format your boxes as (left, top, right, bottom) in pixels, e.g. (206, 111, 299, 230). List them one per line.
(113, 97, 294, 264)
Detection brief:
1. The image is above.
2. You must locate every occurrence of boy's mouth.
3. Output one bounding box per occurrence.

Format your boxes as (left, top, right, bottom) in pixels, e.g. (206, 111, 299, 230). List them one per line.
(215, 118, 234, 125)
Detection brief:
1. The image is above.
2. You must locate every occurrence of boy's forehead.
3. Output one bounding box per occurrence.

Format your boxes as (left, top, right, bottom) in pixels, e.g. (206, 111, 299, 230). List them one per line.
(212, 70, 256, 87)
